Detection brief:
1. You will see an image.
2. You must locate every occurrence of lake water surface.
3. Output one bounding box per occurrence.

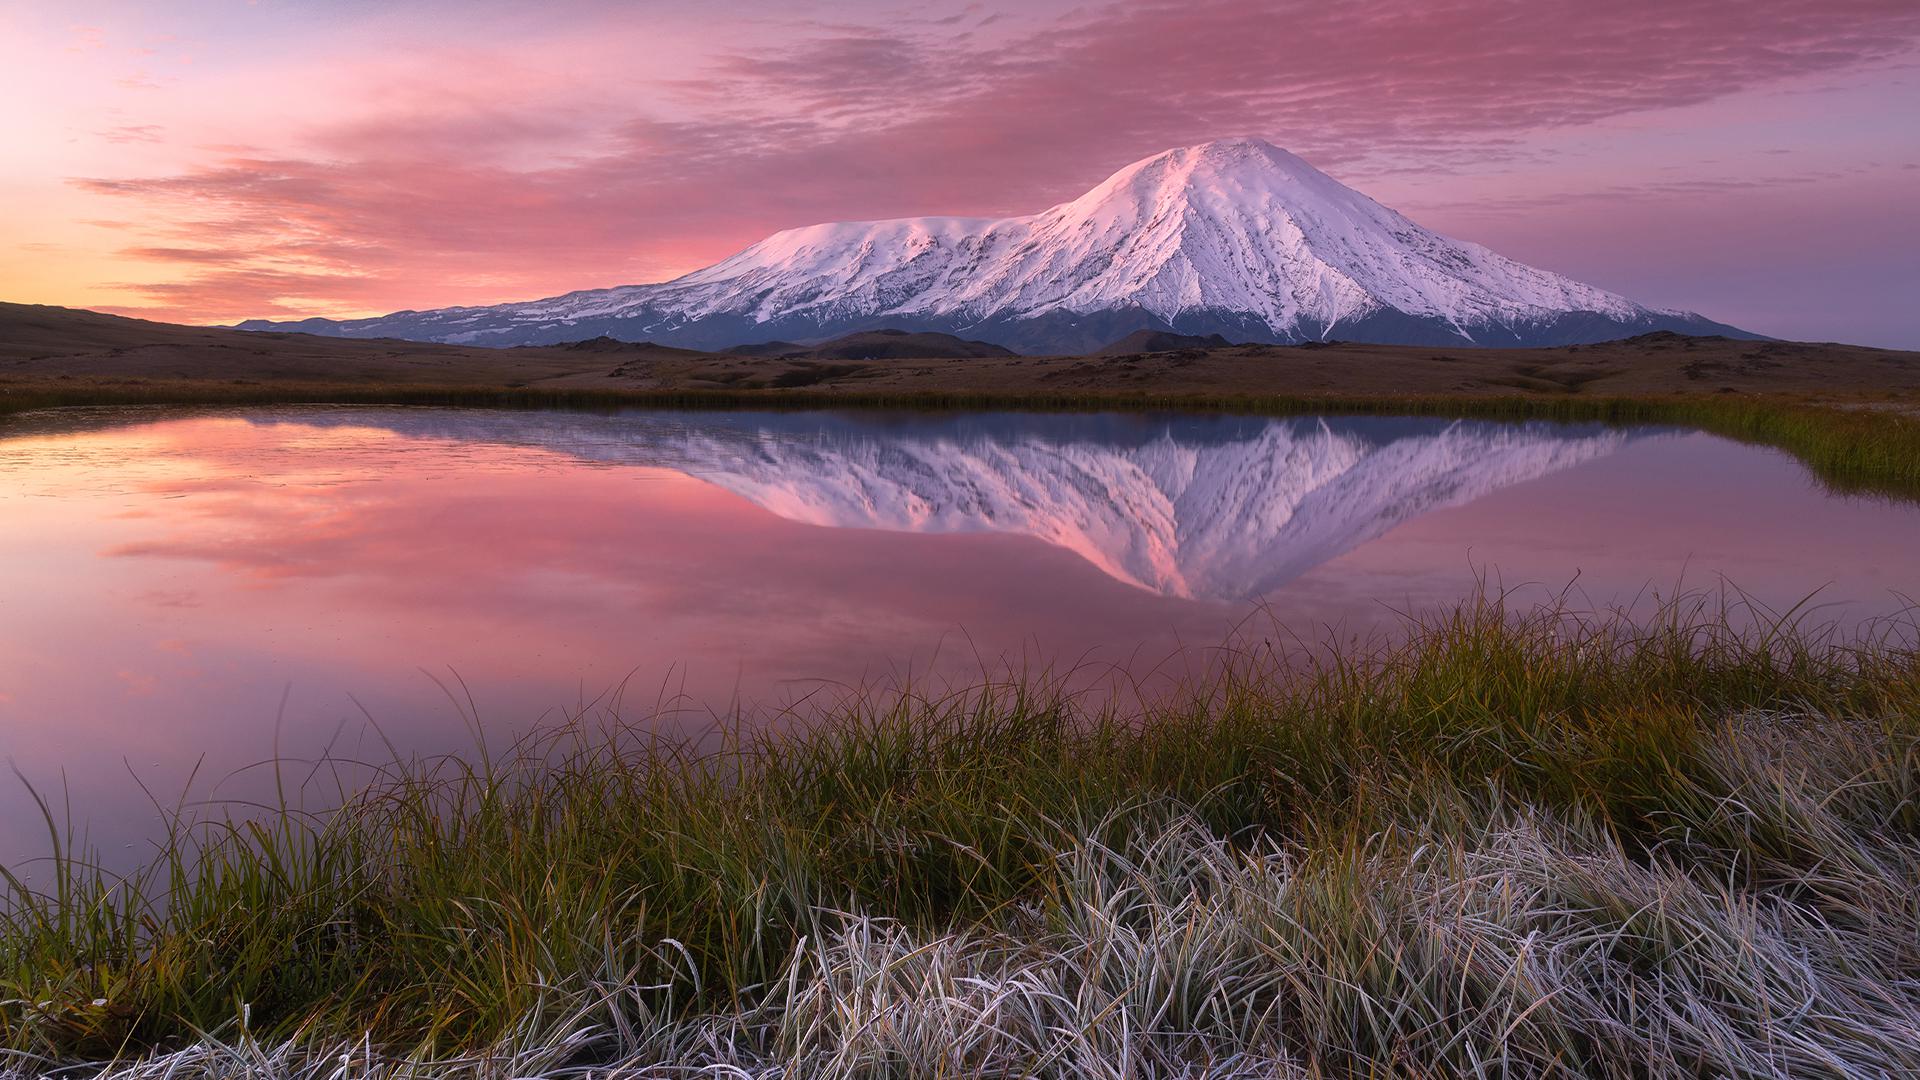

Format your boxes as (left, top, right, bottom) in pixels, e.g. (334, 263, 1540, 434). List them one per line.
(4, 406, 1919, 869)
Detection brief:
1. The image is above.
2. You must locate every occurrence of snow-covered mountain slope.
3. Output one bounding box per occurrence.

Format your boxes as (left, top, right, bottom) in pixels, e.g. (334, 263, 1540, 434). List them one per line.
(240, 138, 1755, 352)
(285, 409, 1644, 600)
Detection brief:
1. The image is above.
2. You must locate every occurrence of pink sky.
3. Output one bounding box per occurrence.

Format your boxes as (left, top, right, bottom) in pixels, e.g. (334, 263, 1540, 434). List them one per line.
(3, 0, 1917, 346)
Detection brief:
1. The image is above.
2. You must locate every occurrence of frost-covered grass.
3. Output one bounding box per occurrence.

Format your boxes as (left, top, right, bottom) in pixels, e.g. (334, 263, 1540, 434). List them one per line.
(4, 595, 1918, 1077)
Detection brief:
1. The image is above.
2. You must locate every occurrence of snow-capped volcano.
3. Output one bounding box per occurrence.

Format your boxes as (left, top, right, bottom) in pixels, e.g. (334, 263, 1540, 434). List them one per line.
(242, 138, 1752, 352)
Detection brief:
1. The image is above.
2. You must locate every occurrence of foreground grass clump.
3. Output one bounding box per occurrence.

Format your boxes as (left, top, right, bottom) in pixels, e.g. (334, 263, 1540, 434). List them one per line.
(3, 598, 1918, 1078)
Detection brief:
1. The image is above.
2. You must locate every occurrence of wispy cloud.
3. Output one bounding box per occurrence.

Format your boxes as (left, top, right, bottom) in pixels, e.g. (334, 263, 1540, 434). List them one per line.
(97, 123, 164, 144)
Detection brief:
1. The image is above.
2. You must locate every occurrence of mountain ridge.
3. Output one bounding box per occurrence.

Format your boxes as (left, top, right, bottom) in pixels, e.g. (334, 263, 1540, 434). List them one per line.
(233, 138, 1759, 352)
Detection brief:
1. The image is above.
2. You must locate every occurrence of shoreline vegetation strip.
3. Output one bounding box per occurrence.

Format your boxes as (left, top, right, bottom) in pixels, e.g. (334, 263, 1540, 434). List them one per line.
(3, 593, 1918, 1076)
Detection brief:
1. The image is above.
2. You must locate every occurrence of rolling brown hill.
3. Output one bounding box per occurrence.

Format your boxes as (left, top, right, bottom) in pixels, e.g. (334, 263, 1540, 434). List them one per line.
(726, 330, 1017, 360)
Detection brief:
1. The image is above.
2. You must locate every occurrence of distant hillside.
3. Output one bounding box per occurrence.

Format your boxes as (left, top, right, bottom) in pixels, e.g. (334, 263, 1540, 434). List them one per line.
(545, 335, 712, 359)
(727, 329, 1016, 360)
(724, 340, 810, 358)
(1095, 330, 1234, 355)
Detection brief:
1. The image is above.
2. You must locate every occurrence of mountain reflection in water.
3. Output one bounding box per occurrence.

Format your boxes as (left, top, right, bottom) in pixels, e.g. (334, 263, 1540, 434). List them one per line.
(280, 410, 1642, 600)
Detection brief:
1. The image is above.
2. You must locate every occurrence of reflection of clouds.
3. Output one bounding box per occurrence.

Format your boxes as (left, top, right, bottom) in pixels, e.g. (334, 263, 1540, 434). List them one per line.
(83, 430, 874, 644)
(40, 415, 1241, 713)
(105, 473, 384, 582)
(139, 475, 292, 495)
(136, 589, 203, 608)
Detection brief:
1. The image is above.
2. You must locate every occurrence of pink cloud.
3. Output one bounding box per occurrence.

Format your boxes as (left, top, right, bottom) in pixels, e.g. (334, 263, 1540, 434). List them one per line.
(97, 122, 164, 143)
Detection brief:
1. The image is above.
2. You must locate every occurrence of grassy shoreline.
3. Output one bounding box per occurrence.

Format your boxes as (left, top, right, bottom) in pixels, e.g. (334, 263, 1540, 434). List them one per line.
(4, 596, 1918, 1077)
(5, 378, 1920, 499)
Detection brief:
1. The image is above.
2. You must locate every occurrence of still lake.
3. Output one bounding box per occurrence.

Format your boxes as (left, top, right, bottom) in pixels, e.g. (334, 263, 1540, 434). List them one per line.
(3, 405, 1919, 869)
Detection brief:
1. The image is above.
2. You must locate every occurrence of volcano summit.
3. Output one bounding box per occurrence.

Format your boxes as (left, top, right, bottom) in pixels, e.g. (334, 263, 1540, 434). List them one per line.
(242, 139, 1754, 352)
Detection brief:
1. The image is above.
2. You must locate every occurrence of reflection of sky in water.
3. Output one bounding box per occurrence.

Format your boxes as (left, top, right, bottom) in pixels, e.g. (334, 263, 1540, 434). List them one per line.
(2, 406, 1918, 871)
